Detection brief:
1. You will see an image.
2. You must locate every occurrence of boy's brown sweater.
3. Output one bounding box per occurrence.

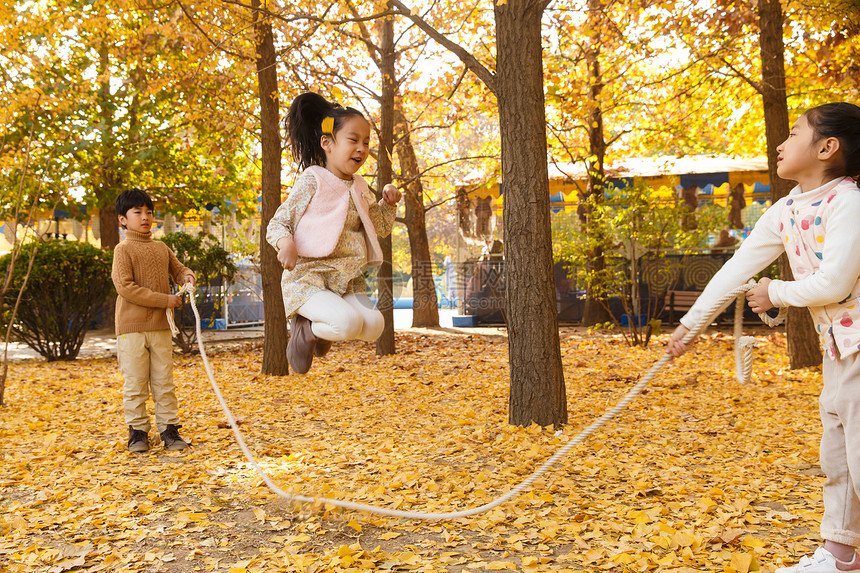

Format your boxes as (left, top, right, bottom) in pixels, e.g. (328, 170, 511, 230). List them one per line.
(111, 229, 194, 336)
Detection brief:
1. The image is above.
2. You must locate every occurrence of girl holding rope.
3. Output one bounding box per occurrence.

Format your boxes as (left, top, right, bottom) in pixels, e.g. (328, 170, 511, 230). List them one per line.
(668, 102, 860, 572)
(267, 92, 401, 374)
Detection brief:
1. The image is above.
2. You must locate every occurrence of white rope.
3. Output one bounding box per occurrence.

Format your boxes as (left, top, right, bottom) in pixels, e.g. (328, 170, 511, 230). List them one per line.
(173, 279, 783, 521)
(166, 305, 180, 338)
(734, 280, 785, 384)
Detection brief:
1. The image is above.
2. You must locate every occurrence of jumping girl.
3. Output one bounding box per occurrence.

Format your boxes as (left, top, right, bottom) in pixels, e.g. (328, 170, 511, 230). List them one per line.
(266, 92, 401, 374)
(668, 102, 860, 572)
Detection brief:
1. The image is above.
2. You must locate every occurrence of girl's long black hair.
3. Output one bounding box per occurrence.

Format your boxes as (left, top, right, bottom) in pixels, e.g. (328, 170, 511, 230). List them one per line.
(286, 92, 366, 171)
(804, 102, 860, 181)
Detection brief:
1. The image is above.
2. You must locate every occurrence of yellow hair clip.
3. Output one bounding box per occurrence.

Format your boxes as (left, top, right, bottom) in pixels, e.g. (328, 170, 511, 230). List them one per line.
(321, 116, 334, 134)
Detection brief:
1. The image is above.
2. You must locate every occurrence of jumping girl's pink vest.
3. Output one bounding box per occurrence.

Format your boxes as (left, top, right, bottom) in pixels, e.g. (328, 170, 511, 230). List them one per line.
(779, 177, 860, 358)
(293, 165, 383, 269)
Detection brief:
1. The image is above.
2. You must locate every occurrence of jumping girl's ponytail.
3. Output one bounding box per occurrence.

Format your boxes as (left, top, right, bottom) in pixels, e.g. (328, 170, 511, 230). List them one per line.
(286, 92, 367, 171)
(804, 102, 860, 182)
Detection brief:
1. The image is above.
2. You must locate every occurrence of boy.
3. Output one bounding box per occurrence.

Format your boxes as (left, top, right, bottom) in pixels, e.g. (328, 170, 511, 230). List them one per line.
(111, 188, 195, 452)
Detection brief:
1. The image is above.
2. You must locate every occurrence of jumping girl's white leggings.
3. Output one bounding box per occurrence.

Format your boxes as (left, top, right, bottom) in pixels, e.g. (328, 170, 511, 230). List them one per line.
(297, 291, 384, 342)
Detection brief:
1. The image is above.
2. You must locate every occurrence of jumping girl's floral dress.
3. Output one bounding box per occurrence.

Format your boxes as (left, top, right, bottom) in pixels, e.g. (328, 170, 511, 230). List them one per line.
(266, 171, 396, 318)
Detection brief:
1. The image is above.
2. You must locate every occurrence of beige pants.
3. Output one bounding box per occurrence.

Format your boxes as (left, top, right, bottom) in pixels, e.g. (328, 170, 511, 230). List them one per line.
(117, 330, 179, 433)
(820, 352, 860, 547)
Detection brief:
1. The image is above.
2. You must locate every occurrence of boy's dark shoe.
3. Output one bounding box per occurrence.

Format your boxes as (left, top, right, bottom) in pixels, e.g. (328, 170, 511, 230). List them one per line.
(287, 315, 317, 373)
(160, 424, 189, 451)
(128, 426, 149, 453)
(314, 339, 332, 357)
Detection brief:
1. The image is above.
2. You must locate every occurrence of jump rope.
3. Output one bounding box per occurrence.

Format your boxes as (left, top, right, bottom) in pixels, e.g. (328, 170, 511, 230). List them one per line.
(168, 280, 784, 521)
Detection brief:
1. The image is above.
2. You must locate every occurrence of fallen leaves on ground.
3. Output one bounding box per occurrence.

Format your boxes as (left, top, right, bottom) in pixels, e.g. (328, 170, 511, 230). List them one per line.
(0, 328, 825, 572)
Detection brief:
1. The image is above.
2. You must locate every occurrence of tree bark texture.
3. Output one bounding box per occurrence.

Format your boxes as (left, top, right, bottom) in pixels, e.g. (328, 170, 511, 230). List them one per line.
(394, 109, 439, 328)
(580, 3, 612, 327)
(495, 0, 567, 427)
(253, 0, 289, 375)
(98, 202, 120, 251)
(97, 42, 120, 252)
(97, 43, 119, 332)
(758, 0, 821, 368)
(375, 15, 397, 356)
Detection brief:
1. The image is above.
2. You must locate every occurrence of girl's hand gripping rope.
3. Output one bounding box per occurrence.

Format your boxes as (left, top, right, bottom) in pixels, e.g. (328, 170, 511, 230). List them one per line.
(666, 324, 693, 359)
(665, 279, 785, 366)
(745, 277, 773, 314)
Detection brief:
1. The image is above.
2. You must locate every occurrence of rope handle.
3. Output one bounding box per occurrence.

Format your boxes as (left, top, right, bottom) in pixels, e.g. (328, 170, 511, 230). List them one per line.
(171, 279, 782, 520)
(166, 283, 195, 337)
(731, 280, 785, 383)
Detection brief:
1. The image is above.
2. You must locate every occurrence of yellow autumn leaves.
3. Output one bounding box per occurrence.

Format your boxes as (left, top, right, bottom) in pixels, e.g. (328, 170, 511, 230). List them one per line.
(0, 329, 826, 571)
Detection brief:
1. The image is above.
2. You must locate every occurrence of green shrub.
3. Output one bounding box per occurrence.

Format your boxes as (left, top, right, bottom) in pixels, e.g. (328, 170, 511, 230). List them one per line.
(159, 232, 237, 353)
(0, 239, 113, 361)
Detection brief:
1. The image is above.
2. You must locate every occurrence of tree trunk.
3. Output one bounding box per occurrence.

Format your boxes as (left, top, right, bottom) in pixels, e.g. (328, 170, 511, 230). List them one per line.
(253, 0, 289, 375)
(98, 204, 120, 251)
(97, 43, 120, 252)
(580, 3, 612, 327)
(783, 293, 820, 368)
(496, 0, 567, 427)
(394, 109, 439, 327)
(98, 206, 118, 334)
(376, 14, 397, 356)
(97, 43, 119, 332)
(758, 0, 821, 368)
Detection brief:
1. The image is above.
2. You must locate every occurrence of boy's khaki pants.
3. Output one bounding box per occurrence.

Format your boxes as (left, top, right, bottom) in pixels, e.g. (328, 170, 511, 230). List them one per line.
(820, 352, 860, 547)
(117, 330, 179, 434)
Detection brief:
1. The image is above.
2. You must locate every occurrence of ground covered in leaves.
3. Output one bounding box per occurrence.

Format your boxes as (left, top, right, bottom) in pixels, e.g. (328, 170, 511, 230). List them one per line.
(1, 327, 827, 572)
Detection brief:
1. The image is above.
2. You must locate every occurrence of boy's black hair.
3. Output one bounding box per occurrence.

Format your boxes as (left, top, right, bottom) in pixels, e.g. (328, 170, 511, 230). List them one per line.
(115, 188, 154, 221)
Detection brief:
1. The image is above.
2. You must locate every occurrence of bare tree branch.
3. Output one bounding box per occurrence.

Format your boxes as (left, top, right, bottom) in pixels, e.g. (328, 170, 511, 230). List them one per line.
(718, 56, 765, 94)
(177, 0, 252, 62)
(395, 154, 498, 189)
(343, 0, 382, 64)
(447, 67, 468, 99)
(232, 0, 396, 27)
(388, 0, 497, 94)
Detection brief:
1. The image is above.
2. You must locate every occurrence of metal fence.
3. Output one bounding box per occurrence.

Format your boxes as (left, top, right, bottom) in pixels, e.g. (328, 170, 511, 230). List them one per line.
(198, 253, 745, 327)
(455, 253, 754, 325)
(223, 262, 264, 327)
